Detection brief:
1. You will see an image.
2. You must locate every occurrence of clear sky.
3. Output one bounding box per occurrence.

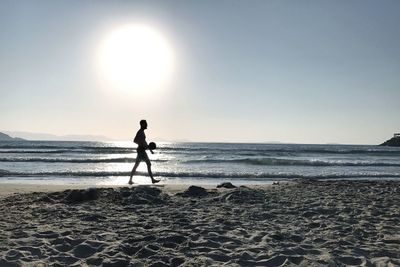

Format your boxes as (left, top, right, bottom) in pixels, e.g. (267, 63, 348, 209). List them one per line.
(1, 0, 399, 144)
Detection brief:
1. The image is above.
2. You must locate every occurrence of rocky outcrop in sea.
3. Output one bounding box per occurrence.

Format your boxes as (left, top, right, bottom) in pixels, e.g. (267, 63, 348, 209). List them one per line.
(380, 136, 400, 147)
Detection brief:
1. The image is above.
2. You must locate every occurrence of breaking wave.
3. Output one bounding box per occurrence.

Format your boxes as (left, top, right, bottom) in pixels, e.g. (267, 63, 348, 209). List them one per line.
(0, 157, 166, 163)
(184, 158, 400, 167)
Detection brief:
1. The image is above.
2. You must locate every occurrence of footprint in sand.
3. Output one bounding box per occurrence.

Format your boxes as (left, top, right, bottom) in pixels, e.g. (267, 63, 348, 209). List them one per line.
(72, 243, 97, 258)
(33, 230, 60, 239)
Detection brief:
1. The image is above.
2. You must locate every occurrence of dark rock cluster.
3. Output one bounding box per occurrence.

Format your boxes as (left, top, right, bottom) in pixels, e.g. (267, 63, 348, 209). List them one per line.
(176, 185, 209, 197)
(37, 186, 169, 205)
(217, 182, 237, 189)
(119, 186, 169, 205)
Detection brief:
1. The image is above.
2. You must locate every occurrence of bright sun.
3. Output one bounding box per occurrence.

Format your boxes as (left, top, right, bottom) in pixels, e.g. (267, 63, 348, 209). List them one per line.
(98, 24, 174, 93)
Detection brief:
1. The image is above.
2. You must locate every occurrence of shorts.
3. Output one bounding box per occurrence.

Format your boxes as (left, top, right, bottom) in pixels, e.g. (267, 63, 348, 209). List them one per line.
(136, 149, 150, 163)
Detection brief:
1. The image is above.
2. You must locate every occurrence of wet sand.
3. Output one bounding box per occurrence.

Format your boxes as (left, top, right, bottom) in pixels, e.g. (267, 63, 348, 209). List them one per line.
(0, 180, 399, 266)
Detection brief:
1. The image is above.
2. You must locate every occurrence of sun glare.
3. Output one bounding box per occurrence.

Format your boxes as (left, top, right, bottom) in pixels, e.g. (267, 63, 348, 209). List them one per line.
(98, 24, 174, 93)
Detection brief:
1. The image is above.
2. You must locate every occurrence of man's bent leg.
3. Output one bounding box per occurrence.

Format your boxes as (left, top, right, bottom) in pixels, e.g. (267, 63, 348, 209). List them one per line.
(129, 161, 140, 185)
(146, 161, 160, 184)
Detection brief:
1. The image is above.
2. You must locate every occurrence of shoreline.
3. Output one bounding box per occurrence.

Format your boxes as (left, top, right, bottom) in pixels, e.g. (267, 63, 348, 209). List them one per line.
(1, 177, 398, 197)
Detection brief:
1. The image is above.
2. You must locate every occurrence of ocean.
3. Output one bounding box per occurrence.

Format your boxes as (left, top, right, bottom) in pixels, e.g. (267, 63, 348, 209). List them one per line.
(1, 141, 400, 185)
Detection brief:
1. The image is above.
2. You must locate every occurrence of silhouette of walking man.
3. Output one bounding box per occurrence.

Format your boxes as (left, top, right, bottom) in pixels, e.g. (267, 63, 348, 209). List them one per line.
(129, 120, 160, 185)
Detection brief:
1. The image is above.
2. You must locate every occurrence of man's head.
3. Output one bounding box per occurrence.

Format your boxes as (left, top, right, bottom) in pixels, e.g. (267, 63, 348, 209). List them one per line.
(140, 120, 148, 129)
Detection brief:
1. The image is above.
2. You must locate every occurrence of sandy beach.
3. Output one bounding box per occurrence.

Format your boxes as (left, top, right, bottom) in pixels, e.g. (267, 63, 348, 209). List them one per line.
(1, 180, 399, 266)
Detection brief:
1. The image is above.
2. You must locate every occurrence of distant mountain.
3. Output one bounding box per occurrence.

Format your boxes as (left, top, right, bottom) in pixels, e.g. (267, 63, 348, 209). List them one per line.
(0, 132, 25, 141)
(3, 131, 113, 142)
